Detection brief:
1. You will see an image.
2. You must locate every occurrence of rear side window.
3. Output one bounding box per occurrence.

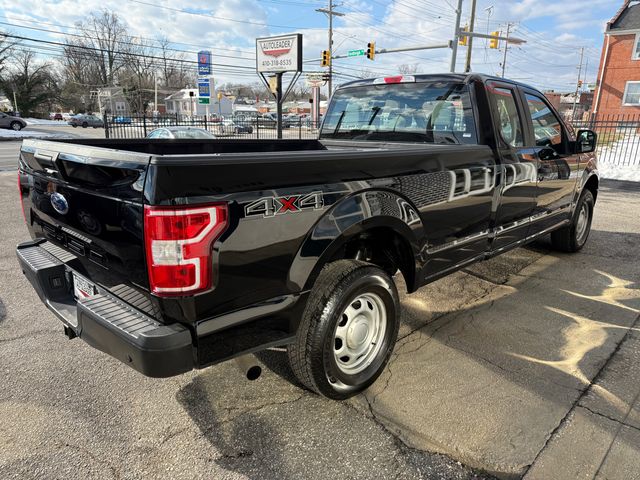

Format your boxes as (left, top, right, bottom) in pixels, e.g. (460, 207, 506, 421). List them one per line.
(490, 86, 524, 148)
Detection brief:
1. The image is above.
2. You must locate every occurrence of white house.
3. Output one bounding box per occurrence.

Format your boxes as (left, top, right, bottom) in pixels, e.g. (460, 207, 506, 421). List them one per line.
(164, 88, 233, 117)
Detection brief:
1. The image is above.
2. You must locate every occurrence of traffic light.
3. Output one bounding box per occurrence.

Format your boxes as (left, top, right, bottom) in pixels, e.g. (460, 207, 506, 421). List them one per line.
(489, 31, 500, 49)
(459, 26, 469, 46)
(366, 42, 375, 60)
(321, 50, 331, 67)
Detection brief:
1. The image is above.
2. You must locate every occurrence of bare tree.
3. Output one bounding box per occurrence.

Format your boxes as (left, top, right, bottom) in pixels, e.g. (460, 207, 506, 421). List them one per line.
(119, 38, 156, 112)
(66, 10, 130, 86)
(397, 63, 422, 75)
(0, 31, 17, 80)
(1, 49, 58, 116)
(157, 37, 193, 89)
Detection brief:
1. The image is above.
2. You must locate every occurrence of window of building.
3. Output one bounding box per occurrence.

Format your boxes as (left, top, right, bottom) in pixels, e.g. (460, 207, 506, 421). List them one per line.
(623, 81, 640, 105)
(634, 33, 640, 60)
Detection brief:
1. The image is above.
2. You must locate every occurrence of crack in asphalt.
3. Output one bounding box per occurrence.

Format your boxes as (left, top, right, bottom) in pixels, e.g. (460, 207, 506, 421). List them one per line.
(522, 313, 640, 476)
(214, 393, 307, 427)
(55, 440, 121, 479)
(578, 405, 640, 434)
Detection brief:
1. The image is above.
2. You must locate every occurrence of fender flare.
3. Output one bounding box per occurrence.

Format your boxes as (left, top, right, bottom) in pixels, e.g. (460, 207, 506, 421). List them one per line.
(287, 190, 426, 293)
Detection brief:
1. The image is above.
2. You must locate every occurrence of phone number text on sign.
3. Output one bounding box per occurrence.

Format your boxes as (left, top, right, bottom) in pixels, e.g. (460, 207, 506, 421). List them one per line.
(260, 58, 293, 68)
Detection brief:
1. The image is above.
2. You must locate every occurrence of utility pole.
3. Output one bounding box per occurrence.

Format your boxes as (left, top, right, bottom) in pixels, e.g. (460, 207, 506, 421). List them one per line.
(483, 5, 493, 62)
(450, 0, 465, 72)
(12, 91, 18, 114)
(500, 23, 513, 78)
(316, 1, 344, 98)
(464, 0, 478, 72)
(154, 73, 158, 115)
(572, 47, 585, 120)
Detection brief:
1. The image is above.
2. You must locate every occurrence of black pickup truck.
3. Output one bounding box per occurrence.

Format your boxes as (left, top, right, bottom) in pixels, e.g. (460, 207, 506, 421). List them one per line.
(16, 74, 598, 399)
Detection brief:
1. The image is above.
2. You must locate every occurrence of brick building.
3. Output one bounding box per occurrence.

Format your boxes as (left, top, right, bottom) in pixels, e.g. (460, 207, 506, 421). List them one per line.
(593, 1, 640, 116)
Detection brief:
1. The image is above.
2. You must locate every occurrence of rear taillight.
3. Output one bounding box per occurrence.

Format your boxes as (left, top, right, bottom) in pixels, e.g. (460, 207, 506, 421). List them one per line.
(144, 203, 228, 296)
(18, 172, 27, 224)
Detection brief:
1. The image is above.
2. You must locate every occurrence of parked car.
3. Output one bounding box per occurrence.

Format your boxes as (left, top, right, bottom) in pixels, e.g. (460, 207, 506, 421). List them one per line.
(147, 127, 216, 139)
(68, 114, 103, 128)
(53, 113, 63, 121)
(113, 116, 132, 124)
(0, 112, 27, 131)
(16, 73, 599, 400)
(214, 119, 253, 135)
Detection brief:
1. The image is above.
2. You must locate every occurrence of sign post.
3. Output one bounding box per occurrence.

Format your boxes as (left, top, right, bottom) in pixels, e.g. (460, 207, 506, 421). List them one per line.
(256, 34, 303, 139)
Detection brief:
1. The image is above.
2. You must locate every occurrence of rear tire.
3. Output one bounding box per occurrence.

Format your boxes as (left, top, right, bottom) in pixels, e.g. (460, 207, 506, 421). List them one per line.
(288, 260, 400, 400)
(550, 189, 594, 252)
(82, 122, 88, 128)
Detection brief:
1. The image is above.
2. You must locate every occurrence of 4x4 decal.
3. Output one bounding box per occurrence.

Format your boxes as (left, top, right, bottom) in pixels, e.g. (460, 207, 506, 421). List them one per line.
(244, 191, 324, 218)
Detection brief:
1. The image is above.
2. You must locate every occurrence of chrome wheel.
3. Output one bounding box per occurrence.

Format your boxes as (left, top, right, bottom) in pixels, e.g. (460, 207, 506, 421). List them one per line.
(575, 203, 589, 244)
(333, 292, 387, 375)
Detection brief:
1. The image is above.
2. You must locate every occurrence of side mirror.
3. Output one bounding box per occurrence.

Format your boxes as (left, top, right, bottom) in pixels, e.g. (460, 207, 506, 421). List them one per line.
(576, 129, 597, 154)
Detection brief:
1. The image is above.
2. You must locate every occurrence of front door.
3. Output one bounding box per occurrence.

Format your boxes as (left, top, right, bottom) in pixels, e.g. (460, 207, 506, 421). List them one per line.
(521, 90, 580, 234)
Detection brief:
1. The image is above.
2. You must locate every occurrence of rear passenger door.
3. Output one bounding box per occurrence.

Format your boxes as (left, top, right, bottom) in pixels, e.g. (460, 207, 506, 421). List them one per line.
(487, 82, 538, 252)
(521, 89, 579, 234)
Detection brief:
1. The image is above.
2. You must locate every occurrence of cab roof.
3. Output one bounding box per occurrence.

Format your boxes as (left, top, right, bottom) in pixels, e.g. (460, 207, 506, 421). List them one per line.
(337, 73, 535, 91)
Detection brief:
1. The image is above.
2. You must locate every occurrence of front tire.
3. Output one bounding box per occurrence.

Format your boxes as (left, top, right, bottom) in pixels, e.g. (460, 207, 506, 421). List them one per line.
(288, 260, 400, 400)
(10, 122, 22, 131)
(551, 189, 595, 252)
(82, 122, 88, 128)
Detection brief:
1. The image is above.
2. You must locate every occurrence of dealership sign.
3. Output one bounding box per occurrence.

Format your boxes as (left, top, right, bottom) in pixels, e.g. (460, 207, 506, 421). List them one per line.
(256, 34, 302, 73)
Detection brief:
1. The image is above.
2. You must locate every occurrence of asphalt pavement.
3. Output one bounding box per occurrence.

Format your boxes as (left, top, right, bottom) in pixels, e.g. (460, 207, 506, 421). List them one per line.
(1, 169, 638, 479)
(0, 170, 488, 480)
(0, 142, 20, 171)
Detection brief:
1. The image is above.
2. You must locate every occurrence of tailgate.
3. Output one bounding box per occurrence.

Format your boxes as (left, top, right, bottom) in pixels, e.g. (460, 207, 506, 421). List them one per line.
(18, 139, 153, 308)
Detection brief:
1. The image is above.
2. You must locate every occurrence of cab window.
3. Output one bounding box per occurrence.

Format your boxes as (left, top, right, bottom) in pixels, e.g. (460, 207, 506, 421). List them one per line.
(490, 86, 524, 148)
(524, 93, 564, 148)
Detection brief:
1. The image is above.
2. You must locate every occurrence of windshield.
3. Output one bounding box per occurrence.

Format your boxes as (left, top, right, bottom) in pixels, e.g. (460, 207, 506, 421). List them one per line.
(320, 81, 477, 144)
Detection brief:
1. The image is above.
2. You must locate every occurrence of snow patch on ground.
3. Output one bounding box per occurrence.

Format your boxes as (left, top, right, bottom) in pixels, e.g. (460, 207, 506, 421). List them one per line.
(598, 134, 640, 182)
(0, 129, 70, 139)
(24, 118, 67, 126)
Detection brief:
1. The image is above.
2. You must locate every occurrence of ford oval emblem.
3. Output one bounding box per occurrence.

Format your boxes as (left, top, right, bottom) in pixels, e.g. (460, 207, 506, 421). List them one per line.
(50, 192, 69, 215)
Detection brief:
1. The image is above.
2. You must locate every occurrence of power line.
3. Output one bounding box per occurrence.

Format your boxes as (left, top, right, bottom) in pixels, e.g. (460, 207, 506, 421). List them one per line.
(2, 33, 257, 70)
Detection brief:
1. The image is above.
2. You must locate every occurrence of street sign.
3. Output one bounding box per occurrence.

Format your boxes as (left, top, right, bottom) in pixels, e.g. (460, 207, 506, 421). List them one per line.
(256, 34, 303, 73)
(198, 98, 210, 105)
(348, 49, 365, 57)
(198, 51, 211, 75)
(198, 78, 210, 98)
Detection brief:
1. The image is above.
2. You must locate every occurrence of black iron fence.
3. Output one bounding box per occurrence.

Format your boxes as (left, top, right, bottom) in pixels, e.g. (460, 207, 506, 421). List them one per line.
(104, 113, 320, 140)
(572, 114, 640, 167)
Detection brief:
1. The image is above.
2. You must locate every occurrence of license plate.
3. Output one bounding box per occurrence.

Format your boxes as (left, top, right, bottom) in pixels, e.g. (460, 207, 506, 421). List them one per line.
(73, 273, 96, 300)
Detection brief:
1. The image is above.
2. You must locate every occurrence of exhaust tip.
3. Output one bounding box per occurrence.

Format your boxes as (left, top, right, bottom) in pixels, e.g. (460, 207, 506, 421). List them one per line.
(246, 365, 262, 381)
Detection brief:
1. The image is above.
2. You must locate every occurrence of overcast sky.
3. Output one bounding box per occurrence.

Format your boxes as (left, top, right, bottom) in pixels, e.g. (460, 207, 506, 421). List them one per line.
(0, 0, 625, 93)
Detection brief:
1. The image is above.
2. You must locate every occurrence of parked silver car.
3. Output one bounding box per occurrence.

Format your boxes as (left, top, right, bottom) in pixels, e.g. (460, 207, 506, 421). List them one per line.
(68, 114, 104, 128)
(0, 112, 27, 131)
(146, 127, 216, 139)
